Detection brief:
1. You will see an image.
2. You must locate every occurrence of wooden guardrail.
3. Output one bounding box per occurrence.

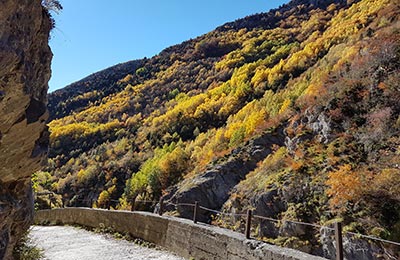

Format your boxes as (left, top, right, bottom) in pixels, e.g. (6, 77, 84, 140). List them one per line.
(159, 199, 400, 260)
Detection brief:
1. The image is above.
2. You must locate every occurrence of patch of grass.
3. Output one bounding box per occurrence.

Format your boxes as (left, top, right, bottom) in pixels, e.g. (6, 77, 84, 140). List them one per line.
(13, 230, 44, 260)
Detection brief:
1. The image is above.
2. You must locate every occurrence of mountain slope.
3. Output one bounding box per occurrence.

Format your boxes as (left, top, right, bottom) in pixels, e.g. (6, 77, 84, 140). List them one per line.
(48, 59, 145, 120)
(38, 0, 400, 258)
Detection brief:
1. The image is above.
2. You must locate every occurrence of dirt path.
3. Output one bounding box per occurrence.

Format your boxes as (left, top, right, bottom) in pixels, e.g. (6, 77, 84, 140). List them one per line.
(29, 226, 186, 260)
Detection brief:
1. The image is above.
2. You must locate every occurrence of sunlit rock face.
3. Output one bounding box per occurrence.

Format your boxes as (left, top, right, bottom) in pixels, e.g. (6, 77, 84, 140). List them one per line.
(0, 0, 51, 258)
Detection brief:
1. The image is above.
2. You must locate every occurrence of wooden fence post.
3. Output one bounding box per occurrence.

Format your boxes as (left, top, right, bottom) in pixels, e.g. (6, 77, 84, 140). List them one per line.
(335, 222, 344, 260)
(130, 198, 136, 212)
(245, 209, 252, 239)
(48, 194, 52, 209)
(159, 197, 164, 216)
(193, 201, 199, 224)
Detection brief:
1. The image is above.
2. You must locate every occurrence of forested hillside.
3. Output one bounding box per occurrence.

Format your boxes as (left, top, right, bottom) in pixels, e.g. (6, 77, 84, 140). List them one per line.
(36, 0, 400, 258)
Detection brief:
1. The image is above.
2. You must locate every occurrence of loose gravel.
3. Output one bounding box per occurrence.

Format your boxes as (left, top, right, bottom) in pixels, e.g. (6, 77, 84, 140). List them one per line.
(29, 225, 186, 260)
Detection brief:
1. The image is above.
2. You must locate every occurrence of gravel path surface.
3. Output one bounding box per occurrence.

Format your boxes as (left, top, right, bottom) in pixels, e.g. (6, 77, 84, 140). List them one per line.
(29, 226, 186, 260)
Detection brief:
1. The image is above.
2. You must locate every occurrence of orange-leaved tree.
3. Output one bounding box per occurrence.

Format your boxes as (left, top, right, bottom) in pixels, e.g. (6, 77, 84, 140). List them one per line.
(325, 164, 364, 212)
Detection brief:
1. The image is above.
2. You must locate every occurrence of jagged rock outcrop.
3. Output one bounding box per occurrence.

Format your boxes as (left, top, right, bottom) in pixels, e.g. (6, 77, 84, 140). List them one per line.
(285, 108, 333, 153)
(0, 0, 52, 258)
(320, 228, 385, 260)
(162, 128, 285, 222)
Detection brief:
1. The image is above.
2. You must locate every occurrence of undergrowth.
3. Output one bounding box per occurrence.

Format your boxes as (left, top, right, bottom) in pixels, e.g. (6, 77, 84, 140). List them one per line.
(12, 230, 44, 260)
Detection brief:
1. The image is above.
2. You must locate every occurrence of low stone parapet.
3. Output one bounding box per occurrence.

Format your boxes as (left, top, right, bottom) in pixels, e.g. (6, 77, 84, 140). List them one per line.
(34, 208, 326, 260)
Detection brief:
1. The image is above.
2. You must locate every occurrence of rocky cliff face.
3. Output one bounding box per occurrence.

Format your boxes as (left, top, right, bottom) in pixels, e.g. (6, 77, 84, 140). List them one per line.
(0, 0, 51, 258)
(162, 128, 286, 222)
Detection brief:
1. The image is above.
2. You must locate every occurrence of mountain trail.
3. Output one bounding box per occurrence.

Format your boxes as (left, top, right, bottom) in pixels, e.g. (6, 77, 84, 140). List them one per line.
(29, 226, 186, 260)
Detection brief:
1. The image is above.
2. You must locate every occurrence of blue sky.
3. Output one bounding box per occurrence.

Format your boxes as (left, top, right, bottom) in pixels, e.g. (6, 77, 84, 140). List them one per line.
(49, 0, 288, 92)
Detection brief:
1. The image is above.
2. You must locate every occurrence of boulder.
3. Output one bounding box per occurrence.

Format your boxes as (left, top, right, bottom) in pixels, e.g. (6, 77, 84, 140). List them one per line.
(320, 227, 385, 260)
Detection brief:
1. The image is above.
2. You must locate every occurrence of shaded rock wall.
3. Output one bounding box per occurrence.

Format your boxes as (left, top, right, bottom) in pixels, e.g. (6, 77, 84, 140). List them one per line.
(162, 128, 285, 222)
(0, 0, 51, 258)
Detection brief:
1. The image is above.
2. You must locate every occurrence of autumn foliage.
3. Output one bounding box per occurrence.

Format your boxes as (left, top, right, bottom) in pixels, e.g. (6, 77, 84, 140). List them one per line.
(326, 164, 364, 212)
(33, 0, 400, 252)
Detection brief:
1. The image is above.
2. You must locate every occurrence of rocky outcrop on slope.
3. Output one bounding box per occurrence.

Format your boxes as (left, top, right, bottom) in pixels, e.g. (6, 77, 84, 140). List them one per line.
(162, 128, 285, 222)
(0, 0, 52, 258)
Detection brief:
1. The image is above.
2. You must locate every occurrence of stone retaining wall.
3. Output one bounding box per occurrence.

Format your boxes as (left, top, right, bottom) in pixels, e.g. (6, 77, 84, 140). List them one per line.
(34, 208, 326, 260)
